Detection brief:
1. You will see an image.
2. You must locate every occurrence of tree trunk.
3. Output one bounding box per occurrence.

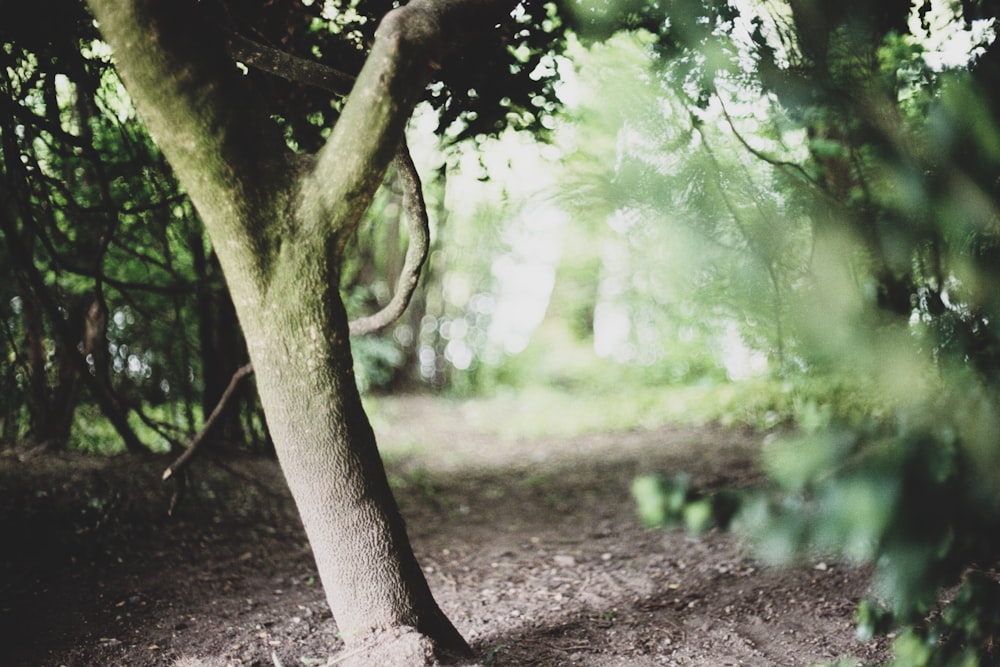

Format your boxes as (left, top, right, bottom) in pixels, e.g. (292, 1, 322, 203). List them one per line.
(85, 0, 519, 658)
(17, 252, 52, 445)
(244, 259, 466, 650)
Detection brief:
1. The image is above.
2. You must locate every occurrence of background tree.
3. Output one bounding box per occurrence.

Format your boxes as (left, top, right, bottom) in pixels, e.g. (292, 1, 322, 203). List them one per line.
(0, 3, 267, 454)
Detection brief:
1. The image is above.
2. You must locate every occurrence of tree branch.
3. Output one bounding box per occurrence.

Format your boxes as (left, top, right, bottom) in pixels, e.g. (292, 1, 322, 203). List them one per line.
(715, 93, 830, 199)
(298, 0, 521, 252)
(225, 32, 355, 97)
(163, 362, 254, 482)
(349, 139, 431, 336)
(224, 33, 434, 335)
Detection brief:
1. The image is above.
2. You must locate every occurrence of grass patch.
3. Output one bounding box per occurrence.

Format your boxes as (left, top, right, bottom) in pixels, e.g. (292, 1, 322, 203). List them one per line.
(369, 373, 885, 442)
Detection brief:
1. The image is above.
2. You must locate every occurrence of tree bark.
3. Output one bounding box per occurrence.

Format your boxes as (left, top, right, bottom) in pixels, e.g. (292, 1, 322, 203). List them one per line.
(87, 0, 519, 657)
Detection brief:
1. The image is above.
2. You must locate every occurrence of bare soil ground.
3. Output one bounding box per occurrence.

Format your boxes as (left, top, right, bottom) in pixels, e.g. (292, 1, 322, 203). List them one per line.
(1, 394, 887, 666)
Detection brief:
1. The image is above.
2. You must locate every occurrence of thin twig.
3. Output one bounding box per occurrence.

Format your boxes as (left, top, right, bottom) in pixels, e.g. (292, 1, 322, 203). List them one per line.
(715, 93, 829, 198)
(166, 469, 186, 518)
(162, 362, 253, 481)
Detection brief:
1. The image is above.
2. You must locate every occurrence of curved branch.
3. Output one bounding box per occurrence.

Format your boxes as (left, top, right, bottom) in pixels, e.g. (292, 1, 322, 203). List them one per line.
(300, 0, 519, 254)
(348, 140, 430, 336)
(222, 36, 431, 337)
(715, 94, 828, 197)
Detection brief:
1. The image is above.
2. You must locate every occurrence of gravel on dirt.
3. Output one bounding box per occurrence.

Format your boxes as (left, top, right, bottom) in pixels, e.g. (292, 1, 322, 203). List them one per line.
(1, 395, 887, 666)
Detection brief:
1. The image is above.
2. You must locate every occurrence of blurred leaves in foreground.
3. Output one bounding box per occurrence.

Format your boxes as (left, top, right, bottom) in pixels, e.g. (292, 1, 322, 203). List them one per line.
(616, 1, 1000, 665)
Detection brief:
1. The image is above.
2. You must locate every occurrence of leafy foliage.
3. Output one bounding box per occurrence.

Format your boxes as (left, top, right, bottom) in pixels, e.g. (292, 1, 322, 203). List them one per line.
(632, 472, 741, 533)
(1, 11, 264, 451)
(202, 0, 567, 148)
(0, 0, 573, 447)
(610, 2, 1000, 664)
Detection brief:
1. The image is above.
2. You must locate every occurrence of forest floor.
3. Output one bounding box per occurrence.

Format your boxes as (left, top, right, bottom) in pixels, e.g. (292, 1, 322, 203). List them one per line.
(2, 394, 888, 667)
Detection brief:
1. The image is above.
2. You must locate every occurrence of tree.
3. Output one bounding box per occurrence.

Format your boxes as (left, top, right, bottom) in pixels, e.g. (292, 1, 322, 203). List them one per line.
(1, 5, 273, 454)
(0, 16, 149, 453)
(83, 0, 544, 661)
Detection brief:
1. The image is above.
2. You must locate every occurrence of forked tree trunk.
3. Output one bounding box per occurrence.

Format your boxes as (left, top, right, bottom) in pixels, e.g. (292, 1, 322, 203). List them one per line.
(86, 0, 518, 659)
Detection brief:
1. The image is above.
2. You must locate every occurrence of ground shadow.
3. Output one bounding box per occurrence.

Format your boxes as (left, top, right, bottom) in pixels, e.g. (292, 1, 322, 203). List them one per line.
(2, 411, 884, 666)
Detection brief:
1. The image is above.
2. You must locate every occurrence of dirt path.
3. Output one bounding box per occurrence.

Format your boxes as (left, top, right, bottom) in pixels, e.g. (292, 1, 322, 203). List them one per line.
(1, 395, 887, 666)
